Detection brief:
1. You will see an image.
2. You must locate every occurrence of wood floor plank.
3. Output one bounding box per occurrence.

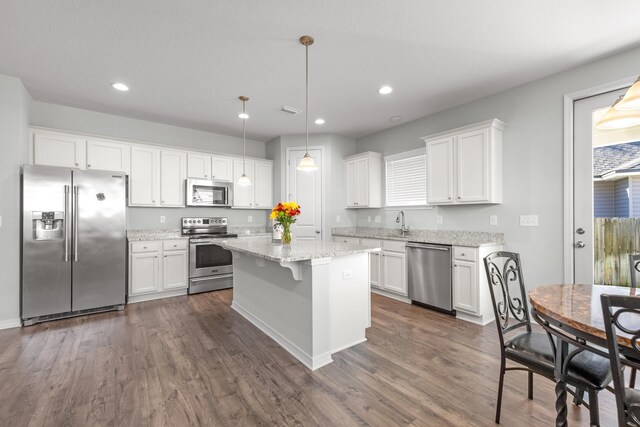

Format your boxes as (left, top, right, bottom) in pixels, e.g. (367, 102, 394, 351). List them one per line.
(0, 291, 619, 426)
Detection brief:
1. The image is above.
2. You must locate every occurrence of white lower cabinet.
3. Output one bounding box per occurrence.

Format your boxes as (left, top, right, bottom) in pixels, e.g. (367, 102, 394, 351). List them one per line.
(382, 251, 407, 295)
(452, 245, 502, 325)
(129, 239, 188, 301)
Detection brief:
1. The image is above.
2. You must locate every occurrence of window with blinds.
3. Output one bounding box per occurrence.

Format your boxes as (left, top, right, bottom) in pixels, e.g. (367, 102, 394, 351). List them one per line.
(385, 148, 427, 207)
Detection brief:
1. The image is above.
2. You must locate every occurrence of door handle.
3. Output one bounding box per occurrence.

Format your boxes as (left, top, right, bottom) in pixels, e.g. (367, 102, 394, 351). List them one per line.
(315, 230, 321, 234)
(575, 241, 586, 248)
(576, 228, 585, 235)
(64, 185, 70, 262)
(73, 186, 79, 262)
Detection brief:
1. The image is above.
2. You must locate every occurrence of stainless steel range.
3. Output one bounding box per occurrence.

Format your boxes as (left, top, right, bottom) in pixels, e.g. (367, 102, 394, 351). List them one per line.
(182, 217, 238, 294)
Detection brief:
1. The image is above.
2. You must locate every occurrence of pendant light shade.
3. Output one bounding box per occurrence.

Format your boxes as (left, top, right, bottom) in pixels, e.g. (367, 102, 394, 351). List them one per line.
(595, 95, 640, 130)
(616, 76, 640, 111)
(237, 96, 252, 186)
(297, 35, 318, 172)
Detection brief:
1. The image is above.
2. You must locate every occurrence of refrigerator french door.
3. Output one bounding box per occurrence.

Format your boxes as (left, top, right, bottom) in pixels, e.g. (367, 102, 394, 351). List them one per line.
(22, 165, 126, 324)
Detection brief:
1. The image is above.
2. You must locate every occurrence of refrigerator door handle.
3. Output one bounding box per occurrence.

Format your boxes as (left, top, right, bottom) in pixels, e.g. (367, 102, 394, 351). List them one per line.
(64, 185, 70, 262)
(73, 185, 79, 262)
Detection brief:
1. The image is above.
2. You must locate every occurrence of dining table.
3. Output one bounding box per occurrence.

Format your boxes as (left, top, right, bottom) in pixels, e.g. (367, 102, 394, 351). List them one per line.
(529, 283, 640, 427)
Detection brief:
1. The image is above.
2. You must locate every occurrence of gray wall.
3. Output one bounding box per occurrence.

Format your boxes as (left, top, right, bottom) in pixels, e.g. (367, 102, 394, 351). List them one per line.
(30, 101, 270, 228)
(0, 74, 31, 325)
(614, 178, 630, 217)
(355, 44, 640, 289)
(266, 134, 358, 235)
(594, 181, 614, 217)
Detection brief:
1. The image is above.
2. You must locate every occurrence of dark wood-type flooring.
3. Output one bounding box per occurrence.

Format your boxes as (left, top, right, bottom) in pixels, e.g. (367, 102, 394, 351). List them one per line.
(0, 291, 618, 426)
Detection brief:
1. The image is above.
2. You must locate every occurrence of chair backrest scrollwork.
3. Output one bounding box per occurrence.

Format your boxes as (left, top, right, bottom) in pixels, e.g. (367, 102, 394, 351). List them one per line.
(483, 252, 531, 345)
(629, 254, 640, 289)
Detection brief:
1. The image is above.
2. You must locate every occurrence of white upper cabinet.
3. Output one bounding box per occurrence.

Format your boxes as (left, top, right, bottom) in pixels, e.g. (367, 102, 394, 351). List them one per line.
(344, 152, 382, 208)
(212, 156, 233, 181)
(129, 146, 160, 206)
(232, 159, 273, 209)
(86, 138, 130, 173)
(160, 150, 186, 207)
(423, 119, 504, 205)
(253, 161, 273, 208)
(33, 131, 86, 169)
(187, 153, 212, 179)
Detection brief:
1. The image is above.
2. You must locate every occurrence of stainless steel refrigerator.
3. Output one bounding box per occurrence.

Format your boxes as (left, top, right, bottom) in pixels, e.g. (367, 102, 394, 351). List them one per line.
(22, 165, 126, 325)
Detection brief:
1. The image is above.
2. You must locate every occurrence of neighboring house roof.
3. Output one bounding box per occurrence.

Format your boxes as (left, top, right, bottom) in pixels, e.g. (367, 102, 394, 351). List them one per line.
(593, 141, 640, 178)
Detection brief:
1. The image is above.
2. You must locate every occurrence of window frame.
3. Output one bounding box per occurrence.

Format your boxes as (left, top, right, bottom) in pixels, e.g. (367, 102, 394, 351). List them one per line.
(384, 147, 430, 208)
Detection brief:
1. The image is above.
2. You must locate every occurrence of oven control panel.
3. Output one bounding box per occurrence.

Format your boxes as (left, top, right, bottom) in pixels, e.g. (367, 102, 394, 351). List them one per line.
(182, 217, 227, 226)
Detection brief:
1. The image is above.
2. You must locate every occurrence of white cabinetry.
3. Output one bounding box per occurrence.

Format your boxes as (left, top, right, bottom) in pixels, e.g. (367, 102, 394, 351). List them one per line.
(33, 131, 86, 169)
(423, 119, 504, 205)
(187, 153, 212, 179)
(86, 138, 131, 173)
(212, 156, 233, 181)
(344, 152, 382, 208)
(128, 239, 188, 302)
(233, 159, 273, 209)
(129, 146, 160, 206)
(160, 150, 186, 207)
(452, 245, 502, 325)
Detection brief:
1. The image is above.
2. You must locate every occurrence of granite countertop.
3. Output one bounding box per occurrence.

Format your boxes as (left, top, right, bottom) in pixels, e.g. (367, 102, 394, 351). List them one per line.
(331, 226, 504, 247)
(229, 226, 272, 237)
(127, 229, 188, 242)
(213, 236, 380, 262)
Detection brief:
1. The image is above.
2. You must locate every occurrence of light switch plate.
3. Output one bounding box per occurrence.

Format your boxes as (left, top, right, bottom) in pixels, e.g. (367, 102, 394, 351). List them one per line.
(367, 216, 372, 223)
(342, 270, 353, 280)
(336, 215, 341, 223)
(374, 216, 381, 223)
(248, 215, 253, 223)
(520, 215, 539, 227)
(489, 215, 498, 226)
(436, 215, 443, 225)
(160, 215, 166, 223)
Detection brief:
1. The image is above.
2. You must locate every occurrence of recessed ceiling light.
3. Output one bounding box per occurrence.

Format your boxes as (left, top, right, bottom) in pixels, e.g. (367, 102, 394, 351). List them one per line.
(378, 86, 393, 95)
(110, 82, 129, 91)
(238, 112, 250, 119)
(389, 116, 403, 122)
(315, 118, 325, 125)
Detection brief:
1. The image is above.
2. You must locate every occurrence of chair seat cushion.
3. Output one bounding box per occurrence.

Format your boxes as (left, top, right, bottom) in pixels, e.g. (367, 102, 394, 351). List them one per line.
(505, 332, 612, 389)
(625, 388, 640, 425)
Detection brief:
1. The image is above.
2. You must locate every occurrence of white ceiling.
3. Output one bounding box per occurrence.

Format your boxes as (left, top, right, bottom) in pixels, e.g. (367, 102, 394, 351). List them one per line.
(1, 1, 640, 141)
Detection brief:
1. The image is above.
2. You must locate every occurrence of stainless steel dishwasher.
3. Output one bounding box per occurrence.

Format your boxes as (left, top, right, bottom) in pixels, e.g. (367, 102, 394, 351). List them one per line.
(406, 242, 455, 315)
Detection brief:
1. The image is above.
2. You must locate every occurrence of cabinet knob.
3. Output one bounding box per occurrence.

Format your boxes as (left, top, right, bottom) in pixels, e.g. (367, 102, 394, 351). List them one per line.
(87, 164, 91, 168)
(448, 197, 451, 200)
(161, 200, 165, 203)
(75, 162, 79, 166)
(204, 174, 207, 177)
(143, 246, 147, 249)
(460, 253, 465, 256)
(152, 200, 156, 203)
(164, 255, 167, 257)
(457, 196, 461, 199)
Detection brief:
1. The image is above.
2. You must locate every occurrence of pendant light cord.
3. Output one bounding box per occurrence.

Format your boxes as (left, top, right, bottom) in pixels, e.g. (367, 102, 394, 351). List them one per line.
(242, 100, 246, 174)
(305, 42, 309, 155)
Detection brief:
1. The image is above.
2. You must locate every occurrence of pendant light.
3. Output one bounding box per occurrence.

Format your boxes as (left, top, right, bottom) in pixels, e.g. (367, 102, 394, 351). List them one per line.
(297, 35, 318, 172)
(595, 95, 640, 130)
(615, 76, 640, 111)
(237, 96, 252, 186)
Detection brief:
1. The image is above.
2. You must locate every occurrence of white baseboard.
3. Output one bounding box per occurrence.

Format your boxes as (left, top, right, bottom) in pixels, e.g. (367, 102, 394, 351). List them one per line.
(0, 318, 21, 330)
(127, 288, 187, 304)
(231, 300, 333, 370)
(331, 337, 367, 354)
(371, 288, 411, 304)
(456, 310, 494, 326)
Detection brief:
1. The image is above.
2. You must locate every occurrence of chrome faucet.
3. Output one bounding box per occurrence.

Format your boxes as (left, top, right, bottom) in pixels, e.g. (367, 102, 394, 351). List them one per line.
(396, 211, 409, 236)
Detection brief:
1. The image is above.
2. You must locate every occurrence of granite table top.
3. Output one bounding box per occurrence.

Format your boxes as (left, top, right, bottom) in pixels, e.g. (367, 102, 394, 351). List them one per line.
(529, 284, 640, 349)
(331, 226, 504, 247)
(213, 236, 380, 263)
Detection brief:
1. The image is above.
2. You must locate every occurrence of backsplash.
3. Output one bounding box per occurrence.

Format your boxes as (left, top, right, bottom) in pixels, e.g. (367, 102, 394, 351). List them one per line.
(127, 207, 269, 230)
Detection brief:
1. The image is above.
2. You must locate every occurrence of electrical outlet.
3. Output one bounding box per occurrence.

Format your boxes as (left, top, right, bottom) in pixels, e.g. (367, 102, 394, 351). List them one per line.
(248, 215, 253, 223)
(436, 215, 443, 225)
(367, 216, 372, 223)
(520, 215, 539, 227)
(489, 215, 498, 226)
(160, 215, 166, 223)
(374, 215, 381, 223)
(336, 215, 341, 223)
(342, 270, 353, 280)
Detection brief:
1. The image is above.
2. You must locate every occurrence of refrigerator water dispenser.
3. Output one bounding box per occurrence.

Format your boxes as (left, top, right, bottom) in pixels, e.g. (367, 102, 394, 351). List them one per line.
(32, 211, 64, 240)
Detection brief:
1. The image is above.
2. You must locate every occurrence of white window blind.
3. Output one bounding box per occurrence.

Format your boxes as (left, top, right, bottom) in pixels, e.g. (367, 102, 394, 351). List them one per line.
(385, 148, 427, 207)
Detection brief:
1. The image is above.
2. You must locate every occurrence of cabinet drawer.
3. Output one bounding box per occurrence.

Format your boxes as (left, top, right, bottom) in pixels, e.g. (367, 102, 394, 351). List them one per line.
(163, 240, 188, 251)
(382, 240, 406, 253)
(130, 241, 160, 253)
(453, 246, 477, 262)
(334, 236, 360, 245)
(360, 238, 382, 249)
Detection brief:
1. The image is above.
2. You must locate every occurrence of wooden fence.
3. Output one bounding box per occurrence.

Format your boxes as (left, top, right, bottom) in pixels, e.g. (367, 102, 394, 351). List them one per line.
(594, 217, 640, 286)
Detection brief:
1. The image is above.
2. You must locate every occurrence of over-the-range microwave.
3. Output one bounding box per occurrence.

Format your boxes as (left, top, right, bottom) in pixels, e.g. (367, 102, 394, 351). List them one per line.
(186, 179, 233, 207)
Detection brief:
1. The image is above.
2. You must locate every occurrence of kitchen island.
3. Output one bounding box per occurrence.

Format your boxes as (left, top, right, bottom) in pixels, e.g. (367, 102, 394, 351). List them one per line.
(214, 236, 380, 370)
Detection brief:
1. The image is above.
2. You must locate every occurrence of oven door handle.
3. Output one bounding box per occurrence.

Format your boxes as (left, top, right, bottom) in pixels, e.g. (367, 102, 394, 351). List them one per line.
(190, 274, 233, 282)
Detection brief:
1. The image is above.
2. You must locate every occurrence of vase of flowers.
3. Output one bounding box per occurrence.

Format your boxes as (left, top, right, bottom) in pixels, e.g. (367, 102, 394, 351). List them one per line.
(270, 201, 301, 244)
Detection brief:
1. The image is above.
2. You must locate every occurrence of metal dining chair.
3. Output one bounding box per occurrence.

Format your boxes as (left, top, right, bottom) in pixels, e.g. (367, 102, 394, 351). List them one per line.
(601, 294, 640, 427)
(484, 252, 612, 425)
(630, 254, 640, 289)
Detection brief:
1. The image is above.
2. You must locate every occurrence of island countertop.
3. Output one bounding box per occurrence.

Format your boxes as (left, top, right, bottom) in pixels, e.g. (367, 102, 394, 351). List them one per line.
(332, 226, 504, 247)
(214, 236, 380, 262)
